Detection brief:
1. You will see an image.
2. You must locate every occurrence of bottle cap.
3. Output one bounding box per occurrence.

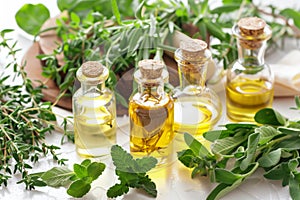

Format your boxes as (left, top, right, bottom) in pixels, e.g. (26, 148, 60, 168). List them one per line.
(138, 59, 164, 79)
(180, 39, 207, 60)
(237, 17, 266, 36)
(82, 61, 104, 78)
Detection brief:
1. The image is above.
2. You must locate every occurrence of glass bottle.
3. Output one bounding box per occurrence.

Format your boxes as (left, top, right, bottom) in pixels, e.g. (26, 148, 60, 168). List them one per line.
(72, 61, 116, 158)
(129, 59, 174, 166)
(173, 39, 222, 147)
(226, 17, 274, 122)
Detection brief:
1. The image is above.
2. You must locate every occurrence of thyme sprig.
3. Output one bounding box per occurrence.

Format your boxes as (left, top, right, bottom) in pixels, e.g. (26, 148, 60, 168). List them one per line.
(0, 29, 71, 189)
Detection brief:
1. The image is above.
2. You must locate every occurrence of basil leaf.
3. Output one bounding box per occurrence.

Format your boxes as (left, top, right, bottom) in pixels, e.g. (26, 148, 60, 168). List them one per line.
(15, 3, 50, 35)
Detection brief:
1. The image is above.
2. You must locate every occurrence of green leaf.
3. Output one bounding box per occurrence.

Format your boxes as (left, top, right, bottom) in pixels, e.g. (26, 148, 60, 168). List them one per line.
(107, 183, 129, 198)
(40, 167, 74, 187)
(258, 148, 281, 168)
(87, 162, 106, 181)
(177, 149, 197, 168)
(57, 0, 77, 11)
(240, 133, 260, 171)
(210, 4, 240, 14)
(254, 108, 286, 126)
(111, 145, 133, 171)
(203, 18, 227, 41)
(81, 159, 92, 167)
(275, 137, 300, 150)
(214, 168, 241, 184)
(295, 96, 300, 109)
(289, 174, 300, 200)
(225, 123, 258, 131)
(15, 4, 50, 35)
(184, 133, 211, 158)
(256, 126, 279, 145)
(264, 162, 290, 186)
(67, 179, 91, 198)
(212, 135, 247, 155)
(278, 127, 300, 136)
(135, 157, 157, 173)
(73, 164, 88, 179)
(203, 130, 233, 142)
(135, 0, 145, 20)
(111, 0, 121, 24)
(280, 8, 300, 30)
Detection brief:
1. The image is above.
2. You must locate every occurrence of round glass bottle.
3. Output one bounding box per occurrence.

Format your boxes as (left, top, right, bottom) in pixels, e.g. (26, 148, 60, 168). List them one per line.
(173, 39, 222, 146)
(72, 61, 116, 158)
(226, 17, 274, 122)
(129, 59, 174, 166)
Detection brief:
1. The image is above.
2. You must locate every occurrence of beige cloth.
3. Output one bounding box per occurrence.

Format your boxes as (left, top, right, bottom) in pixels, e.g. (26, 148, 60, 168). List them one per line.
(271, 50, 300, 96)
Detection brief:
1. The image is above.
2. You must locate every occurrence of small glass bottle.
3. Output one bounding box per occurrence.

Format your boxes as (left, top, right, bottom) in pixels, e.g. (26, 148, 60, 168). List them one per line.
(173, 39, 222, 146)
(129, 59, 174, 166)
(226, 17, 274, 122)
(72, 61, 116, 158)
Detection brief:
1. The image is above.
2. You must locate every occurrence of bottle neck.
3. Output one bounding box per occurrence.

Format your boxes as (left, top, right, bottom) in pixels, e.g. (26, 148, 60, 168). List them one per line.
(237, 38, 267, 67)
(138, 81, 164, 102)
(177, 60, 208, 90)
(82, 82, 105, 94)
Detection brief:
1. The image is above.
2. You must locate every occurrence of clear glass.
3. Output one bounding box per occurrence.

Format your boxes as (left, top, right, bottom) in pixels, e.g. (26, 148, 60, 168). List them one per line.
(173, 47, 222, 150)
(129, 69, 174, 166)
(226, 24, 274, 122)
(72, 67, 116, 158)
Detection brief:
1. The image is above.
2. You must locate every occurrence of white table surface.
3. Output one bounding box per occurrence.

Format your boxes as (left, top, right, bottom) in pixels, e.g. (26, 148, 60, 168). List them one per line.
(0, 1, 299, 200)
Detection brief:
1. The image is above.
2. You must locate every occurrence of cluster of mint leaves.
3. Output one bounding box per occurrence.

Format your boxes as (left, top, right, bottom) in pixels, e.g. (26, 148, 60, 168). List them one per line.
(28, 145, 157, 198)
(178, 107, 300, 200)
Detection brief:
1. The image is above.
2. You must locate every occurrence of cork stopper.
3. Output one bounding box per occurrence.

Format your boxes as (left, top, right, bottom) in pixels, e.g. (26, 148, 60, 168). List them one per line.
(180, 39, 207, 61)
(138, 59, 164, 79)
(82, 61, 104, 78)
(237, 17, 266, 37)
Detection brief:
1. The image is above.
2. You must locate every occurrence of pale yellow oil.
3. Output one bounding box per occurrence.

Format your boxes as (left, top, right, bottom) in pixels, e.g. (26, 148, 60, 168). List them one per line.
(74, 94, 116, 158)
(129, 92, 174, 166)
(226, 77, 273, 122)
(173, 96, 219, 151)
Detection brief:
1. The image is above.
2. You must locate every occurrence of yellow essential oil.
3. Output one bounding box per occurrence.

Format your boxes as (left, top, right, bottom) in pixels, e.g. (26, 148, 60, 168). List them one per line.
(226, 77, 273, 122)
(129, 59, 175, 166)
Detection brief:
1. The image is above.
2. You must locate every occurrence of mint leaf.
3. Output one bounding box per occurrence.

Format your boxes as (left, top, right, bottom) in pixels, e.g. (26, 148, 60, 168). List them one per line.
(67, 180, 91, 198)
(74, 164, 88, 179)
(40, 167, 74, 187)
(107, 183, 129, 198)
(108, 145, 158, 198)
(87, 162, 105, 181)
(81, 159, 92, 167)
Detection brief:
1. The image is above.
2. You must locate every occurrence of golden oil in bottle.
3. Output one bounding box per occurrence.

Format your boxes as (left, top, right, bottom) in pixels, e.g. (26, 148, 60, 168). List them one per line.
(73, 61, 116, 158)
(129, 59, 174, 166)
(226, 77, 273, 122)
(226, 17, 274, 122)
(173, 39, 222, 150)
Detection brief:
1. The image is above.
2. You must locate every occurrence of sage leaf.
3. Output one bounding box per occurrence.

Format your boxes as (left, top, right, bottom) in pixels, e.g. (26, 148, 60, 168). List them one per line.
(177, 149, 197, 168)
(256, 126, 279, 145)
(258, 148, 281, 168)
(211, 135, 246, 155)
(240, 133, 260, 171)
(278, 127, 300, 136)
(67, 180, 91, 198)
(40, 167, 74, 187)
(15, 3, 50, 35)
(275, 137, 300, 150)
(254, 108, 286, 126)
(214, 168, 241, 184)
(264, 162, 291, 186)
(289, 174, 300, 200)
(184, 133, 211, 158)
(203, 130, 233, 142)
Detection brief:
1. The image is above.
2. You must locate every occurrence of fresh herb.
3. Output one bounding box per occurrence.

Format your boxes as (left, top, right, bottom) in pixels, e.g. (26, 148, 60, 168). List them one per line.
(107, 145, 158, 198)
(26, 159, 105, 198)
(178, 107, 300, 200)
(0, 29, 71, 188)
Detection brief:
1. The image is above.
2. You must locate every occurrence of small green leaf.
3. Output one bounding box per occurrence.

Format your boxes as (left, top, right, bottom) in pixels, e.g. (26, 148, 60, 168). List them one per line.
(177, 149, 196, 168)
(40, 167, 74, 187)
(67, 179, 91, 198)
(81, 159, 92, 167)
(289, 174, 300, 200)
(240, 133, 260, 171)
(87, 162, 106, 181)
(254, 108, 286, 126)
(15, 4, 50, 35)
(107, 183, 129, 198)
(214, 168, 242, 184)
(280, 8, 300, 30)
(111, 0, 121, 24)
(184, 133, 211, 158)
(73, 164, 88, 179)
(258, 148, 281, 168)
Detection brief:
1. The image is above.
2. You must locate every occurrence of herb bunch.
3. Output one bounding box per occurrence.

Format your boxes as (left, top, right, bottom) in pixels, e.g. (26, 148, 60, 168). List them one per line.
(178, 106, 300, 200)
(0, 29, 70, 188)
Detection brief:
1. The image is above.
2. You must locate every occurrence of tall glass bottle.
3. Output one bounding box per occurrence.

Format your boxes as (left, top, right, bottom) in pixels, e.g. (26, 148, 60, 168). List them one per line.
(173, 39, 222, 146)
(72, 61, 116, 158)
(226, 17, 274, 122)
(129, 59, 174, 166)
